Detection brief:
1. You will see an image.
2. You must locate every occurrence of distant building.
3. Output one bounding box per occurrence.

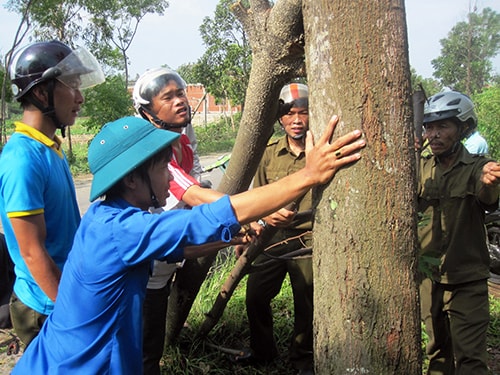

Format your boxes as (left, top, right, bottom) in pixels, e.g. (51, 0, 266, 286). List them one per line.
(186, 84, 241, 126)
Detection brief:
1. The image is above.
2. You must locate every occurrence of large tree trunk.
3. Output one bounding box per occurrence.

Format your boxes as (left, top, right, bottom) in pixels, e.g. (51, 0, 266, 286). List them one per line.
(165, 0, 306, 345)
(303, 1, 421, 373)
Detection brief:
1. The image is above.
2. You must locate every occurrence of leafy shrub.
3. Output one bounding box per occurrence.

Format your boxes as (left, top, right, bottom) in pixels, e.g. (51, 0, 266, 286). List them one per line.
(195, 113, 241, 154)
(65, 140, 91, 176)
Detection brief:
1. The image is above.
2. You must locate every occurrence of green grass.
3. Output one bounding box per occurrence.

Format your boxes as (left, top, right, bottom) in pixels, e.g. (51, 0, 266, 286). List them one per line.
(489, 294, 500, 348)
(65, 139, 91, 176)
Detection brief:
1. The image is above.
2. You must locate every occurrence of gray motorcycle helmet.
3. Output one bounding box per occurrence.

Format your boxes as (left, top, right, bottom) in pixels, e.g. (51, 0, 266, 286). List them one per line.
(423, 90, 477, 137)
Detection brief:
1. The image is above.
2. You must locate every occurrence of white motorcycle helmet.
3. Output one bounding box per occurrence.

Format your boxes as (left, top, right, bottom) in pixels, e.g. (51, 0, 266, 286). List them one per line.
(132, 67, 190, 129)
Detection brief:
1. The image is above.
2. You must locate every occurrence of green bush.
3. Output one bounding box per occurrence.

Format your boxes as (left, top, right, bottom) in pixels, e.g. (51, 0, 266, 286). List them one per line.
(489, 295, 500, 348)
(193, 113, 284, 156)
(195, 114, 241, 154)
(65, 140, 91, 176)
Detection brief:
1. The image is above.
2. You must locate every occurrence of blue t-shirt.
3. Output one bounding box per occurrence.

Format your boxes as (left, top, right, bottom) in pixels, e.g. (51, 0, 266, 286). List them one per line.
(464, 131, 489, 155)
(13, 195, 240, 374)
(0, 123, 80, 314)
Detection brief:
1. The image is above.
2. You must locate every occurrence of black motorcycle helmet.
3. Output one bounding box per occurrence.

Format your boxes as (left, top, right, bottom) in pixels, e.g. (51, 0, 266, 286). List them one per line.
(11, 41, 71, 100)
(10, 40, 104, 135)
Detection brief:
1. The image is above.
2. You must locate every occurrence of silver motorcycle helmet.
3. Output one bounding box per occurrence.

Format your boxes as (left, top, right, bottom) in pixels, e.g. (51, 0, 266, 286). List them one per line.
(132, 67, 190, 129)
(423, 90, 477, 138)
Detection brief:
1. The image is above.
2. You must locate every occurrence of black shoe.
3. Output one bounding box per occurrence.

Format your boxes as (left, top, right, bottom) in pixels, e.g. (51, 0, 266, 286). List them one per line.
(297, 369, 314, 375)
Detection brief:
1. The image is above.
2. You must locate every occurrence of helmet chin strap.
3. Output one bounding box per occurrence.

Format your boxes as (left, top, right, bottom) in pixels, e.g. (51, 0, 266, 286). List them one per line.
(143, 171, 161, 209)
(28, 80, 67, 137)
(140, 106, 190, 130)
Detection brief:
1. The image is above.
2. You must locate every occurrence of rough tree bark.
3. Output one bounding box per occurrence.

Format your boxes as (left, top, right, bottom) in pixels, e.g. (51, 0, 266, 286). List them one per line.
(165, 0, 307, 345)
(303, 0, 421, 373)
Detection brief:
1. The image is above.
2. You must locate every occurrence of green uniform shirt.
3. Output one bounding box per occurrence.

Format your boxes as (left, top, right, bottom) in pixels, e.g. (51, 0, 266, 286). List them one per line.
(418, 145, 496, 284)
(254, 136, 312, 230)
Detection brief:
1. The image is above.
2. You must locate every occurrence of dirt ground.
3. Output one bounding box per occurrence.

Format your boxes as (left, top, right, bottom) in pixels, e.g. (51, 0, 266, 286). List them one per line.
(0, 329, 23, 373)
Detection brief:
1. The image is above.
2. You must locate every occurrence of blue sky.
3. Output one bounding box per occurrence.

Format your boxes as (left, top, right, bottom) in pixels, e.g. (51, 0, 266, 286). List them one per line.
(1, 0, 499, 79)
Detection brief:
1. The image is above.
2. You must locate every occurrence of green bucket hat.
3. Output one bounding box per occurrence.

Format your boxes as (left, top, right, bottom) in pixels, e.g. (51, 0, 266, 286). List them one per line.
(88, 116, 180, 202)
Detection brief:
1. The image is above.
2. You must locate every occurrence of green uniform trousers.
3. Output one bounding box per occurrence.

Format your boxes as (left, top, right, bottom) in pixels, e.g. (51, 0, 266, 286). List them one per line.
(420, 278, 489, 375)
(246, 230, 313, 371)
(9, 292, 47, 347)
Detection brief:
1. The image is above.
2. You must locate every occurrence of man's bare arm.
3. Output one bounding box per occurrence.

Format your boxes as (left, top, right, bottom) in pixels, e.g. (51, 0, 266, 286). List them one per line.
(11, 214, 61, 302)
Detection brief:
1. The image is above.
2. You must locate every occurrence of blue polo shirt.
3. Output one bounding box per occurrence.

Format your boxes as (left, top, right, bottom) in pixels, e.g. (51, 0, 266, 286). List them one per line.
(13, 195, 240, 374)
(0, 122, 80, 314)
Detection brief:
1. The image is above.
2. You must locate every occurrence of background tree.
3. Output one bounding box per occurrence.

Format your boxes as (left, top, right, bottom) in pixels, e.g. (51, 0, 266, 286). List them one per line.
(473, 84, 500, 160)
(84, 0, 169, 87)
(6, 0, 83, 44)
(303, 0, 421, 372)
(192, 0, 252, 108)
(1, 0, 33, 145)
(176, 63, 199, 85)
(0, 60, 14, 103)
(165, 0, 306, 345)
(79, 75, 134, 132)
(4, 0, 169, 83)
(432, 7, 500, 95)
(411, 67, 443, 97)
(0, 59, 14, 146)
